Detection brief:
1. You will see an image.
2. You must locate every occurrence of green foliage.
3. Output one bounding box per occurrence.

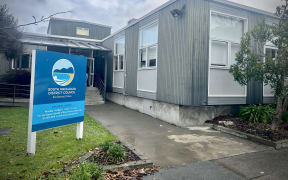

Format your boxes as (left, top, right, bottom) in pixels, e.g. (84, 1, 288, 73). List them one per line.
(0, 107, 116, 179)
(229, 1, 288, 127)
(100, 141, 113, 153)
(0, 70, 31, 85)
(101, 142, 125, 164)
(0, 4, 22, 59)
(239, 105, 275, 124)
(70, 162, 103, 180)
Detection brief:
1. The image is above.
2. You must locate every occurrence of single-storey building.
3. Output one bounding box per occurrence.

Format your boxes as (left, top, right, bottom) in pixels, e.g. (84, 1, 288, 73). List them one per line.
(0, 0, 278, 126)
(101, 0, 278, 126)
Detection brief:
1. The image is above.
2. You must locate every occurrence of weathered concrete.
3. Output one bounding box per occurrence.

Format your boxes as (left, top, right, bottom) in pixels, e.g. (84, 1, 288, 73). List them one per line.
(144, 149, 288, 180)
(107, 92, 237, 127)
(86, 102, 270, 168)
(143, 161, 244, 180)
(213, 148, 288, 180)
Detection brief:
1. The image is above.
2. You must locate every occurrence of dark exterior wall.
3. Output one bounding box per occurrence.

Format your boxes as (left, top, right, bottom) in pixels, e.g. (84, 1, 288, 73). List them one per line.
(0, 52, 10, 76)
(157, 0, 210, 105)
(102, 37, 114, 92)
(125, 24, 139, 96)
(48, 19, 111, 40)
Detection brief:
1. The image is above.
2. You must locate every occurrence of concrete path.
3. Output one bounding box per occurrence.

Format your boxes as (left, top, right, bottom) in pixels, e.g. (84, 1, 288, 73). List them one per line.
(86, 102, 270, 168)
(145, 148, 288, 180)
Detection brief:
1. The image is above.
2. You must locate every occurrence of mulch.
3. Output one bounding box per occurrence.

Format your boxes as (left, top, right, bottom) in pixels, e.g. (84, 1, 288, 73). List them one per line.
(105, 165, 159, 180)
(89, 144, 141, 166)
(206, 116, 288, 141)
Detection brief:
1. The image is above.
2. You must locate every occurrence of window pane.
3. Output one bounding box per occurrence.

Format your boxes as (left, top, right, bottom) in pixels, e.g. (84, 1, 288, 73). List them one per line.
(148, 46, 157, 67)
(211, 14, 244, 43)
(76, 27, 89, 36)
(119, 55, 124, 70)
(140, 48, 147, 68)
(115, 37, 125, 55)
(231, 43, 240, 65)
(114, 56, 118, 70)
(21, 54, 30, 69)
(211, 41, 228, 66)
(141, 24, 158, 47)
(266, 48, 277, 59)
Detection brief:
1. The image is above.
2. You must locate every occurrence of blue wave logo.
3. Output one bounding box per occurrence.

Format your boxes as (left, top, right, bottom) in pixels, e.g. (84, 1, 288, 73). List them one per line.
(52, 59, 75, 86)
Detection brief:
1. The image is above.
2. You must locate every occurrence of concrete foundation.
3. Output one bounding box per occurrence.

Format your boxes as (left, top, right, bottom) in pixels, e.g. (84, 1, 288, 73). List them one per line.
(107, 92, 237, 127)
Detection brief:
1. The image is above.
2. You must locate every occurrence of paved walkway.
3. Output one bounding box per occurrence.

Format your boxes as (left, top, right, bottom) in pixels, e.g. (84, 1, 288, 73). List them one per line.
(86, 102, 270, 168)
(145, 148, 288, 180)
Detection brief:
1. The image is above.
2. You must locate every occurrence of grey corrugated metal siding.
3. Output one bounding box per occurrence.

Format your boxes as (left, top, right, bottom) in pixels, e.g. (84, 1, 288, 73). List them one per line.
(157, 0, 209, 106)
(102, 37, 114, 92)
(210, 1, 278, 105)
(49, 19, 111, 40)
(125, 24, 139, 96)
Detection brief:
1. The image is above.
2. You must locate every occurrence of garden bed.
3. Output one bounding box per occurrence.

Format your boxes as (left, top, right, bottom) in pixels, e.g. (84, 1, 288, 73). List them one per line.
(206, 116, 288, 149)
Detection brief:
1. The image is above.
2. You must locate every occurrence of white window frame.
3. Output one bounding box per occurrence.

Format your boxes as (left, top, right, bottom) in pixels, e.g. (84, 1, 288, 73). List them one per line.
(76, 27, 89, 36)
(209, 11, 248, 69)
(208, 10, 248, 97)
(263, 45, 278, 97)
(113, 36, 125, 89)
(113, 36, 125, 72)
(11, 58, 15, 70)
(138, 21, 158, 70)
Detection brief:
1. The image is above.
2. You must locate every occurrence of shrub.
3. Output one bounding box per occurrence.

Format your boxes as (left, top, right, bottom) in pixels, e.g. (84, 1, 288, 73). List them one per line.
(70, 162, 103, 180)
(107, 143, 125, 163)
(100, 141, 113, 153)
(239, 105, 275, 124)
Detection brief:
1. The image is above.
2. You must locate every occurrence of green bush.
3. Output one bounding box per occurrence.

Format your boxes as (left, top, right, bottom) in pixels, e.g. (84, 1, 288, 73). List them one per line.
(70, 162, 103, 180)
(239, 105, 275, 124)
(107, 143, 125, 163)
(100, 141, 113, 153)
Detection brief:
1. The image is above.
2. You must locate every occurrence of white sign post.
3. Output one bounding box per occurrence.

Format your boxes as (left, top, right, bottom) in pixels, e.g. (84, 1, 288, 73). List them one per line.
(27, 50, 36, 155)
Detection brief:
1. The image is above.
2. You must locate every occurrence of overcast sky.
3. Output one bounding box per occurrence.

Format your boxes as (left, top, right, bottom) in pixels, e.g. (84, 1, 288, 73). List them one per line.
(1, 0, 282, 34)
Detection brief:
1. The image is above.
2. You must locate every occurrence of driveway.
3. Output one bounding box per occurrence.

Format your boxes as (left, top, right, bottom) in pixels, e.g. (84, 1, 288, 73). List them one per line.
(86, 102, 270, 168)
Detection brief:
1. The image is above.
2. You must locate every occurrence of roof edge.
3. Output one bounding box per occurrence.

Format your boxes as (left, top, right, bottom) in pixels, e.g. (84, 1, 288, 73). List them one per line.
(49, 17, 112, 29)
(22, 32, 102, 43)
(102, 0, 277, 42)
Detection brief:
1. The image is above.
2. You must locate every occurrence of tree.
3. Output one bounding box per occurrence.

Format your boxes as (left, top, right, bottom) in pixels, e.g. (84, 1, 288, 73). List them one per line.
(230, 0, 288, 129)
(0, 4, 22, 60)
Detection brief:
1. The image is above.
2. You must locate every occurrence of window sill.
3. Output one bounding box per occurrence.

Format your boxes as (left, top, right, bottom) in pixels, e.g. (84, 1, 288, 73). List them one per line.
(113, 70, 125, 72)
(138, 67, 157, 71)
(209, 66, 230, 70)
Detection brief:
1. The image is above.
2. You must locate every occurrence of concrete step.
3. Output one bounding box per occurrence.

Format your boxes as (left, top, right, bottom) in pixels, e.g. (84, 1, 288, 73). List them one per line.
(85, 87, 104, 105)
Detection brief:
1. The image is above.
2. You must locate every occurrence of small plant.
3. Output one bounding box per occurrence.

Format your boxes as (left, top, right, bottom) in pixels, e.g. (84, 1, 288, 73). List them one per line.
(100, 141, 113, 153)
(239, 105, 275, 124)
(70, 162, 103, 180)
(107, 143, 125, 163)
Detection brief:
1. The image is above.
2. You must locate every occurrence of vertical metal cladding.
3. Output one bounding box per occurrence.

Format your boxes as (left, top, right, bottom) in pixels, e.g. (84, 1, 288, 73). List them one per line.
(125, 24, 139, 96)
(157, 0, 209, 105)
(102, 37, 114, 92)
(49, 20, 111, 40)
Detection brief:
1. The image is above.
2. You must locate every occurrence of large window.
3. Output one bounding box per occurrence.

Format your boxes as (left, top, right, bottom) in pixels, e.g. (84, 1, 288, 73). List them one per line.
(210, 12, 245, 67)
(76, 27, 89, 36)
(114, 37, 125, 71)
(11, 54, 30, 69)
(139, 22, 158, 69)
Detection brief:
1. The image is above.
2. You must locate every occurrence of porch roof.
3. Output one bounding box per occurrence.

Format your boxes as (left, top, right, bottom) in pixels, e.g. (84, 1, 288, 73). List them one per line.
(20, 32, 110, 51)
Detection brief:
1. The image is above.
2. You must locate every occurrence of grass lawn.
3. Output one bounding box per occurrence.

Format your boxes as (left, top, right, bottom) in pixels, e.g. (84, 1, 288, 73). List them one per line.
(0, 106, 116, 179)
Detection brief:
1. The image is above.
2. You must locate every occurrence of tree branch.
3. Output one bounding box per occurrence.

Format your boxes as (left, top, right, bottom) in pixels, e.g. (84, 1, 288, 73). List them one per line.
(0, 10, 71, 30)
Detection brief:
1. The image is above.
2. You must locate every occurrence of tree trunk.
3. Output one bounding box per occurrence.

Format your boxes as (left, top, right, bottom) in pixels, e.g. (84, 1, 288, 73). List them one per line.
(271, 97, 288, 130)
